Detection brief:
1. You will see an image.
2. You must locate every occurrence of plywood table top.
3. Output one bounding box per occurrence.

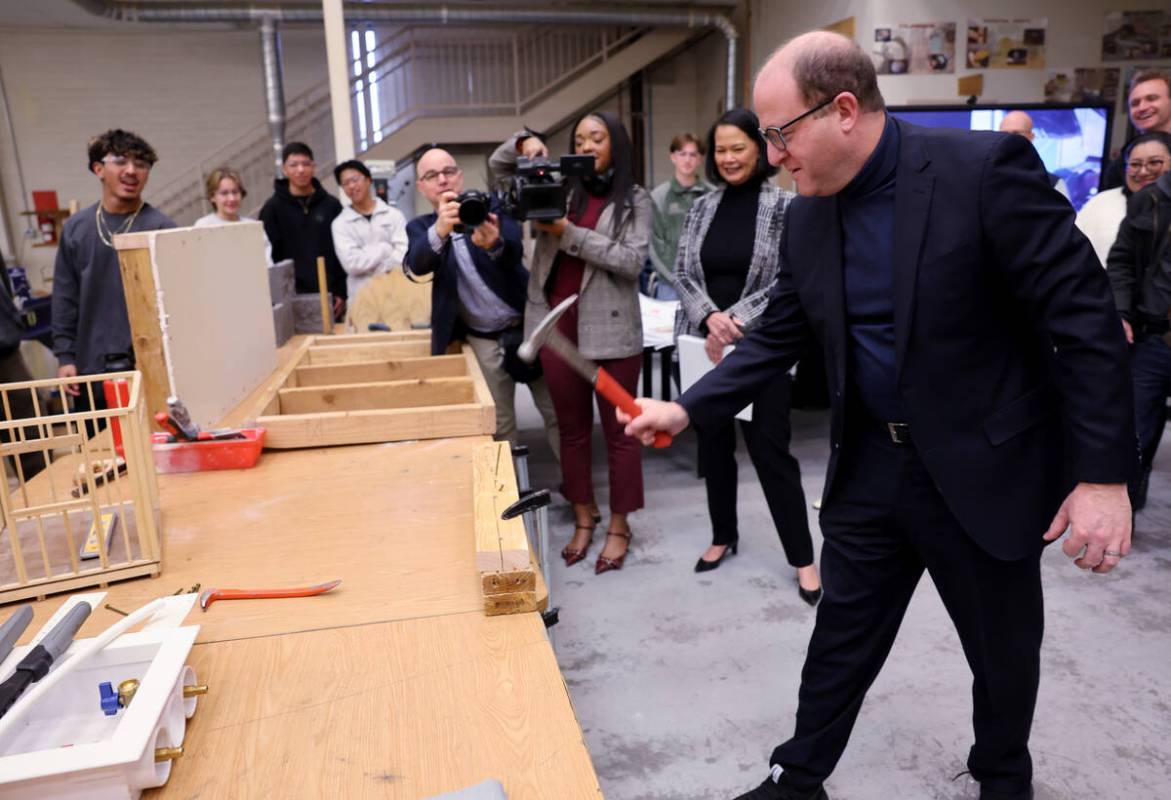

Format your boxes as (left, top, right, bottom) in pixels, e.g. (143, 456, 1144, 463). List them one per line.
(144, 612, 601, 800)
(18, 434, 494, 644)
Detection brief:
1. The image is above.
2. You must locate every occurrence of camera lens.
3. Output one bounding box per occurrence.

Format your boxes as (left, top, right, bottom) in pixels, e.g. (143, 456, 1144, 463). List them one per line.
(458, 192, 489, 227)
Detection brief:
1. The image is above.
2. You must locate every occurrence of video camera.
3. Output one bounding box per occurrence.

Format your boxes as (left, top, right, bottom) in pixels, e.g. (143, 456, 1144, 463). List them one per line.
(499, 155, 595, 222)
(451, 153, 595, 231)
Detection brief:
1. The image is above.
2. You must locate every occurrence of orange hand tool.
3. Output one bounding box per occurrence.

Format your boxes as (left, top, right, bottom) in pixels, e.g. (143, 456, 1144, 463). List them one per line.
(198, 579, 341, 611)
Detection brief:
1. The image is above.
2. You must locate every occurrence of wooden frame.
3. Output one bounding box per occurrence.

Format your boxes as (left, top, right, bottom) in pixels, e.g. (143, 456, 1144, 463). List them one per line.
(237, 332, 495, 449)
(0, 372, 162, 604)
(114, 224, 277, 430)
(472, 441, 546, 617)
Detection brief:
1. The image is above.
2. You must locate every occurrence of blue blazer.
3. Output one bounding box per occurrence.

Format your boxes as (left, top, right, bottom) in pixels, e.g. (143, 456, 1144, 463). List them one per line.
(680, 118, 1135, 560)
(404, 207, 528, 355)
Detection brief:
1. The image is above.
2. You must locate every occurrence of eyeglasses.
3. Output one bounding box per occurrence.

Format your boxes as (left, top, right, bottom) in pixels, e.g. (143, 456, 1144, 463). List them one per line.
(419, 166, 460, 183)
(1127, 157, 1167, 174)
(759, 96, 836, 152)
(340, 175, 367, 187)
(102, 155, 152, 171)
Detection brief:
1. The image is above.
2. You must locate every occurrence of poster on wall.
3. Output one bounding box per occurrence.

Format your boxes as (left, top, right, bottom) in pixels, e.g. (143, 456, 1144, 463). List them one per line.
(966, 18, 1048, 69)
(1101, 11, 1171, 61)
(872, 22, 956, 75)
(1043, 68, 1121, 103)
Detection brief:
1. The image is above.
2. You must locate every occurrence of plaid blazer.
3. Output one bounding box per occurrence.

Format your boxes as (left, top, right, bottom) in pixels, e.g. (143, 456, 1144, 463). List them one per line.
(673, 182, 795, 340)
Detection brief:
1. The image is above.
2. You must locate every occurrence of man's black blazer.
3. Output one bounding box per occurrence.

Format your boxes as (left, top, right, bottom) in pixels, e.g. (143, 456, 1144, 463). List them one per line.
(680, 118, 1135, 561)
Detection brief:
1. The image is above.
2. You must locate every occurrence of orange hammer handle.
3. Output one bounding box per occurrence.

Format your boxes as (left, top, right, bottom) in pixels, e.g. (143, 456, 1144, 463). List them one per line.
(595, 368, 672, 449)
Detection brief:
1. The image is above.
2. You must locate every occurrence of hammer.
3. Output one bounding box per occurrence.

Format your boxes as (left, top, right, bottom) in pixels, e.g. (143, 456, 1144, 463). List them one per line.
(519, 294, 672, 448)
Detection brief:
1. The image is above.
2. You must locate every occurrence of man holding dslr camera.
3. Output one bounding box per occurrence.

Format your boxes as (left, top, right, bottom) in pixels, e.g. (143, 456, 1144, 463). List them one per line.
(404, 148, 558, 454)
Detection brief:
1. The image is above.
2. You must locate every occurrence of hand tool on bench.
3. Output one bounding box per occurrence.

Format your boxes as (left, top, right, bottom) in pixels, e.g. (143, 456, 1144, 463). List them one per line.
(199, 579, 342, 611)
(0, 602, 91, 718)
(519, 293, 672, 448)
(0, 605, 34, 667)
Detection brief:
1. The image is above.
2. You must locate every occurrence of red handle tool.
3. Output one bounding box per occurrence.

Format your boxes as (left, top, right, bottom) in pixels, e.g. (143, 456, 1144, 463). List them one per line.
(199, 579, 341, 611)
(595, 369, 672, 449)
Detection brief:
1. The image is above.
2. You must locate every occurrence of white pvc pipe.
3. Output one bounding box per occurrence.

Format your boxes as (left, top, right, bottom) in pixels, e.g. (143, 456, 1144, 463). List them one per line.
(0, 597, 167, 740)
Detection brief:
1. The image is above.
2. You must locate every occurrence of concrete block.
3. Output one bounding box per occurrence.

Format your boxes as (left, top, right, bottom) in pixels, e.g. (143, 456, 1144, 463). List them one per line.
(267, 259, 295, 305)
(291, 294, 327, 334)
(272, 302, 294, 347)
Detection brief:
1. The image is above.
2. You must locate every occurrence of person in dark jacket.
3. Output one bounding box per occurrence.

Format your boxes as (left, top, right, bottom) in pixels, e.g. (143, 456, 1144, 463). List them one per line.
(1106, 163, 1171, 509)
(403, 147, 558, 455)
(0, 252, 44, 478)
(258, 142, 346, 319)
(52, 129, 174, 410)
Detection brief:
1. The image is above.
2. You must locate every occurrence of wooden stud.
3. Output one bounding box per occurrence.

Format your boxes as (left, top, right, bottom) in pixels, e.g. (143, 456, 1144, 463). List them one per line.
(305, 341, 433, 365)
(472, 441, 531, 575)
(292, 355, 468, 387)
(115, 247, 170, 430)
(317, 257, 331, 335)
(276, 378, 475, 415)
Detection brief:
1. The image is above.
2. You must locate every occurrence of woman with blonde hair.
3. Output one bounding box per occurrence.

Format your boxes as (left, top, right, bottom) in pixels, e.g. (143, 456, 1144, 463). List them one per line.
(195, 166, 272, 263)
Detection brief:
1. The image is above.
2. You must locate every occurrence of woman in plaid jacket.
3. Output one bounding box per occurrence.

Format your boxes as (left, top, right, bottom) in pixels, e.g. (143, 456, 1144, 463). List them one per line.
(673, 108, 821, 604)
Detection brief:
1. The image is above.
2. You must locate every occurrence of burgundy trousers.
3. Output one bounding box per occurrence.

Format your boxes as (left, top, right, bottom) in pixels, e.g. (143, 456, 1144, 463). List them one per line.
(539, 305, 644, 514)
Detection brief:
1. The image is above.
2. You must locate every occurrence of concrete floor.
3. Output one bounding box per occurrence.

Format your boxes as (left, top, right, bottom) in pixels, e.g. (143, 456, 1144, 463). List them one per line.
(511, 381, 1171, 800)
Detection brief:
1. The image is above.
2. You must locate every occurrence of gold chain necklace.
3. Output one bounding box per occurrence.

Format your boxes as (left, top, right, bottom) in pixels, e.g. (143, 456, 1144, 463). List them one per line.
(96, 201, 144, 248)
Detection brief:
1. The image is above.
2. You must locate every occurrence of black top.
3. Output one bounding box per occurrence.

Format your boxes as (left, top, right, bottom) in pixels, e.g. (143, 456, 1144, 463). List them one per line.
(700, 177, 762, 314)
(840, 115, 902, 422)
(258, 178, 347, 299)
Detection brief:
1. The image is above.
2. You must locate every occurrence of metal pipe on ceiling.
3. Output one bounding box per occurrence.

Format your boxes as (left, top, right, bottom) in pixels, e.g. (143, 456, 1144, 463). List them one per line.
(69, 2, 741, 109)
(258, 15, 287, 173)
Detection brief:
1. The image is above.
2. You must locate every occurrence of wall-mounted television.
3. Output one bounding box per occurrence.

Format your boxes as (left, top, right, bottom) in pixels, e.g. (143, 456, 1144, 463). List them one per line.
(888, 103, 1114, 211)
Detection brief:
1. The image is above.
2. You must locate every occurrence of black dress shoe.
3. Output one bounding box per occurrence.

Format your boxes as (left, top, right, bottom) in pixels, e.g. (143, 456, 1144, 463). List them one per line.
(979, 785, 1033, 800)
(694, 541, 738, 573)
(733, 775, 829, 800)
(798, 585, 822, 606)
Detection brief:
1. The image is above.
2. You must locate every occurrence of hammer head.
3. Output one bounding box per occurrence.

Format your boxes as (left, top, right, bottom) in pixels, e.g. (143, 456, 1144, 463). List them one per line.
(518, 293, 577, 363)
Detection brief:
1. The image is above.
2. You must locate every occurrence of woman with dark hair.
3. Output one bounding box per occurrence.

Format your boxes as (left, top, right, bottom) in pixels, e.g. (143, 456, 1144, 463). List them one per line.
(673, 107, 821, 604)
(490, 112, 652, 574)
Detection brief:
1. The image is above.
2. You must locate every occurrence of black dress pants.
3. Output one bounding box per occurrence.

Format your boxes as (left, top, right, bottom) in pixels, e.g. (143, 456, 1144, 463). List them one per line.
(772, 426, 1043, 796)
(697, 373, 813, 567)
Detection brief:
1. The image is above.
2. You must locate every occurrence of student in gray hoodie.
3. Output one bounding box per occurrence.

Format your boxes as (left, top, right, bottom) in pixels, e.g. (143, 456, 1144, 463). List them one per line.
(52, 129, 174, 410)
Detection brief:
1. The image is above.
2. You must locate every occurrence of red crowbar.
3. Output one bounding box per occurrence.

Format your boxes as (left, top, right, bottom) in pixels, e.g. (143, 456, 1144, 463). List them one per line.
(199, 579, 342, 611)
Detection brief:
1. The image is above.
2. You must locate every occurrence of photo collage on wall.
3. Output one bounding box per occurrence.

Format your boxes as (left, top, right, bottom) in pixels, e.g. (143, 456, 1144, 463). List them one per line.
(1043, 68, 1122, 103)
(1102, 10, 1171, 61)
(966, 18, 1048, 69)
(872, 22, 956, 75)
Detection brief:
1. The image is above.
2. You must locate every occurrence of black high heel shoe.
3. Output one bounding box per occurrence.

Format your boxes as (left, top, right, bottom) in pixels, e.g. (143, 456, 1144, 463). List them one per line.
(694, 541, 738, 573)
(798, 585, 823, 606)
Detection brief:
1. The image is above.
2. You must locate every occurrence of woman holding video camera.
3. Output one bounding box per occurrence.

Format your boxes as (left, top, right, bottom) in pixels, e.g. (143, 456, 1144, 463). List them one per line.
(673, 108, 820, 604)
(490, 112, 652, 575)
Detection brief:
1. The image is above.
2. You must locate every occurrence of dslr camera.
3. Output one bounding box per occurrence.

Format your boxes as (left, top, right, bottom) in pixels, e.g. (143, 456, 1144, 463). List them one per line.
(500, 155, 595, 222)
(454, 190, 491, 232)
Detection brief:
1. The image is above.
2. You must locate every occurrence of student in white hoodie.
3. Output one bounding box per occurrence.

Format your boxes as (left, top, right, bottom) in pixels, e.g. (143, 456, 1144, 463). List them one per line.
(330, 159, 408, 300)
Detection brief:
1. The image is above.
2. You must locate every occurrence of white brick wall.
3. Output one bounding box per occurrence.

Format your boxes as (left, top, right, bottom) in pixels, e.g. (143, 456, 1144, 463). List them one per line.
(0, 25, 329, 288)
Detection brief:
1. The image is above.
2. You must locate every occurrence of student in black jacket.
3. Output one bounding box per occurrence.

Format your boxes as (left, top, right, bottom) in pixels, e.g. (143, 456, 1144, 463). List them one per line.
(259, 142, 346, 319)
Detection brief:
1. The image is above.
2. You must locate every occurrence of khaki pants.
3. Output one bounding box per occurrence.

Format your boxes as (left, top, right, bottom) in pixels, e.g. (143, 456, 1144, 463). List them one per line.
(465, 334, 559, 461)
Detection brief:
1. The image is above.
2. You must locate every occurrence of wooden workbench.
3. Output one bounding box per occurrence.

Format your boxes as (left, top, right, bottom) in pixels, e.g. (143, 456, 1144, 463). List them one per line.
(13, 340, 601, 799)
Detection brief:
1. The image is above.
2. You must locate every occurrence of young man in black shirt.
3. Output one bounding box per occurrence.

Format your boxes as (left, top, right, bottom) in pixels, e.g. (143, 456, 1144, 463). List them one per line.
(259, 142, 346, 319)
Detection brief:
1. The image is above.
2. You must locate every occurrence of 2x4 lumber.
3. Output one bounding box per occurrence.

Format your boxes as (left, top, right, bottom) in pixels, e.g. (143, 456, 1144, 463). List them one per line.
(256, 404, 492, 448)
(276, 378, 475, 416)
(305, 341, 432, 365)
(114, 246, 169, 429)
(291, 355, 467, 387)
(310, 331, 430, 347)
(473, 441, 532, 575)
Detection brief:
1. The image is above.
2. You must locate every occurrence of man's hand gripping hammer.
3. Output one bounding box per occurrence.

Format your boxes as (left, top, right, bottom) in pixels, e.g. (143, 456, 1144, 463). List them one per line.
(519, 294, 672, 448)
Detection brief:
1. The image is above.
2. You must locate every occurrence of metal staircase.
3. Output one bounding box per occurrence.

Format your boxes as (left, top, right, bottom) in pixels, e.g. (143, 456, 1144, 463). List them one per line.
(151, 24, 666, 225)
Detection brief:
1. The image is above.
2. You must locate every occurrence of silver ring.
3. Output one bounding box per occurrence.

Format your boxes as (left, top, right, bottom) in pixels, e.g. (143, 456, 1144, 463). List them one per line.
(1103, 550, 1123, 558)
